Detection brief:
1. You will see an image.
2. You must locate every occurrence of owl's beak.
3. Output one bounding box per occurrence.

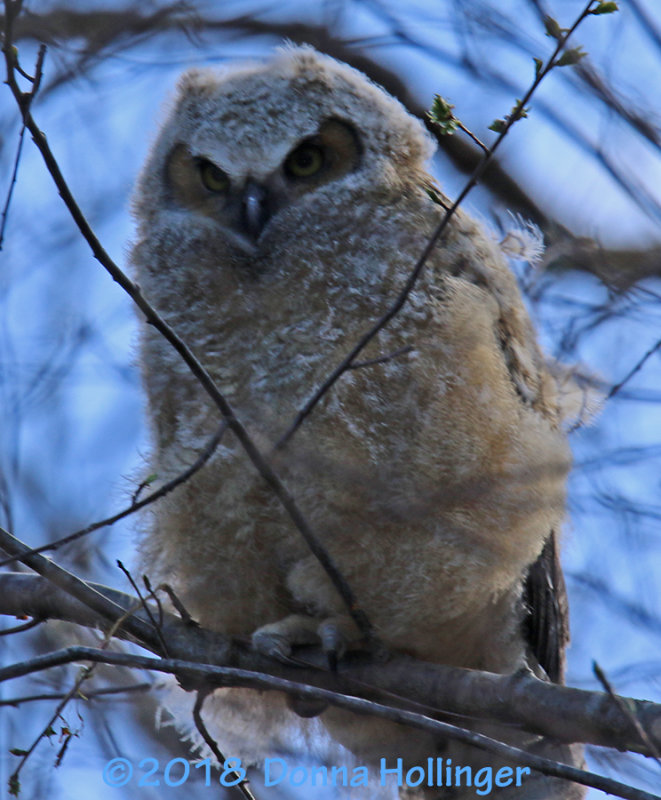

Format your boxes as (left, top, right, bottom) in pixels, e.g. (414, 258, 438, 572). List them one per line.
(240, 181, 270, 240)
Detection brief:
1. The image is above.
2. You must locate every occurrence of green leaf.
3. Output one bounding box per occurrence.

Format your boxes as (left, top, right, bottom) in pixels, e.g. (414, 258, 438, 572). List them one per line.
(533, 57, 544, 78)
(9, 749, 28, 757)
(427, 94, 459, 135)
(510, 102, 529, 121)
(543, 15, 565, 39)
(556, 47, 587, 67)
(424, 186, 444, 206)
(488, 119, 507, 134)
(9, 775, 20, 797)
(590, 1, 618, 13)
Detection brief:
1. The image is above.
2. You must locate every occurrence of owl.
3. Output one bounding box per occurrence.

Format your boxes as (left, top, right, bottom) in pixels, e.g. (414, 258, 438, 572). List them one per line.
(131, 46, 584, 799)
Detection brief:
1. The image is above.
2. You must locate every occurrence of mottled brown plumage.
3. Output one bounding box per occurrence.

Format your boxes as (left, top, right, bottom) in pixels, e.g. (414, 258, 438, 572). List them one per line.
(131, 46, 584, 798)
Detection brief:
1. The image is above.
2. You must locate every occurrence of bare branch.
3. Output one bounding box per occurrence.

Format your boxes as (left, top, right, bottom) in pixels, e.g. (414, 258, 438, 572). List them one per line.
(2, 573, 661, 762)
(193, 690, 258, 800)
(276, 0, 603, 449)
(593, 662, 661, 765)
(117, 560, 170, 657)
(0, 616, 43, 636)
(0, 527, 161, 648)
(1, 0, 371, 643)
(1, 644, 659, 800)
(0, 123, 26, 249)
(0, 421, 228, 569)
(6, 572, 153, 788)
(0, 683, 151, 708)
(607, 338, 661, 400)
(348, 345, 414, 370)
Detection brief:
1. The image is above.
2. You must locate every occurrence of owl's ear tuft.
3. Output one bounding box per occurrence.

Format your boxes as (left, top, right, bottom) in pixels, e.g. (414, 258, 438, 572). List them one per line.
(176, 68, 218, 99)
(270, 44, 333, 90)
(274, 43, 324, 69)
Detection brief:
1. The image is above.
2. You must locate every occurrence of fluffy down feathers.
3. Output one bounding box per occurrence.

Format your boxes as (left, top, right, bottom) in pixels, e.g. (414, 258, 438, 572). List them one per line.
(131, 45, 584, 799)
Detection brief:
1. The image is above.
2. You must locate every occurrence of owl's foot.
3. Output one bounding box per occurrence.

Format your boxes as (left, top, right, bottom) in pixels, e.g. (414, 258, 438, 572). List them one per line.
(251, 612, 357, 670)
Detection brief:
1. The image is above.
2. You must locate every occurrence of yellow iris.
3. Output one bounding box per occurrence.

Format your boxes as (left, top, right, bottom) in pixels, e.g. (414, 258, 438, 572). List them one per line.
(285, 144, 324, 178)
(199, 160, 229, 192)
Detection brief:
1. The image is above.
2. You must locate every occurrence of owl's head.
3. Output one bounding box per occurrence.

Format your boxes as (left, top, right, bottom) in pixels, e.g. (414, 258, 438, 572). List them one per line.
(132, 46, 435, 255)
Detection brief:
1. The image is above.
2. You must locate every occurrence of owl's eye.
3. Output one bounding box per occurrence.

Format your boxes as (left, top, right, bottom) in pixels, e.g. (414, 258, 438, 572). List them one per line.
(284, 144, 325, 178)
(198, 160, 230, 193)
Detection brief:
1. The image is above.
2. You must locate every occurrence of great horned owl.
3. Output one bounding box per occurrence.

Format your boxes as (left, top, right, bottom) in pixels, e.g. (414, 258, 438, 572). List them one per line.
(131, 46, 583, 798)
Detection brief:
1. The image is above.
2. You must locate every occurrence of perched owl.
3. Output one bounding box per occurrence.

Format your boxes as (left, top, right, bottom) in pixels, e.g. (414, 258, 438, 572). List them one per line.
(131, 46, 584, 798)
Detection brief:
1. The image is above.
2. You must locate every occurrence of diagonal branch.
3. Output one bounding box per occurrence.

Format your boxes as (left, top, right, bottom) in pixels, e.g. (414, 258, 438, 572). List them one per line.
(193, 690, 258, 800)
(275, 0, 603, 449)
(0, 421, 228, 569)
(0, 527, 162, 648)
(2, 572, 661, 762)
(0, 643, 659, 800)
(1, 0, 372, 643)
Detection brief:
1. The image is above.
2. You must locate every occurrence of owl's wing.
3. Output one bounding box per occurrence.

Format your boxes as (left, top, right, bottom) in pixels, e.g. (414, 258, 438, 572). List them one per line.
(522, 530, 570, 683)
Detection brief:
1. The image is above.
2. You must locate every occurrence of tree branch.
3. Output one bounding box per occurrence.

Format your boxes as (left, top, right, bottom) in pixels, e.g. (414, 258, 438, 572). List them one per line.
(1, 0, 372, 643)
(0, 421, 228, 569)
(0, 643, 659, 800)
(0, 527, 161, 648)
(275, 0, 604, 448)
(2, 572, 660, 763)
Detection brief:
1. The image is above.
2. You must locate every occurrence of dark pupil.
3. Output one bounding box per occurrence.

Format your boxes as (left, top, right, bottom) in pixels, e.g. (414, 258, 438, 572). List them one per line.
(296, 149, 314, 168)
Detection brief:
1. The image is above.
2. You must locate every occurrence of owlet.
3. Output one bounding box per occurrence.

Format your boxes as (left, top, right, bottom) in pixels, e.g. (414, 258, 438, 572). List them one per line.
(131, 46, 584, 799)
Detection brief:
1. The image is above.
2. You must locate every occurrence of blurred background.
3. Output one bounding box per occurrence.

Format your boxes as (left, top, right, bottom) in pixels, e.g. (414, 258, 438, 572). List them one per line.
(0, 0, 660, 798)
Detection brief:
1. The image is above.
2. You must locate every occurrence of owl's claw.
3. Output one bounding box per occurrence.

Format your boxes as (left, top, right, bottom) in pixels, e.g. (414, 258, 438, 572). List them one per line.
(251, 630, 297, 663)
(251, 613, 357, 669)
(318, 619, 349, 671)
(251, 613, 321, 663)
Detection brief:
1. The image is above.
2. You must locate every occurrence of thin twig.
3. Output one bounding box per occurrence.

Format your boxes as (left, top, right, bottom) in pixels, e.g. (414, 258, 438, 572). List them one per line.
(7, 600, 145, 788)
(348, 344, 414, 370)
(156, 582, 195, 625)
(593, 661, 661, 766)
(193, 690, 257, 800)
(0, 683, 151, 707)
(117, 560, 170, 657)
(142, 575, 165, 627)
(457, 120, 489, 153)
(0, 35, 44, 248)
(0, 421, 228, 569)
(0, 122, 26, 249)
(607, 337, 661, 400)
(276, 0, 601, 450)
(1, 646, 658, 800)
(1, 3, 370, 643)
(0, 616, 43, 636)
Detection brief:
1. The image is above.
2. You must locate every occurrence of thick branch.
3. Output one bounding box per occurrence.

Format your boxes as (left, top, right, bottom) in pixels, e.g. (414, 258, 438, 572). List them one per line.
(2, 572, 660, 762)
(0, 528, 162, 649)
(0, 644, 658, 800)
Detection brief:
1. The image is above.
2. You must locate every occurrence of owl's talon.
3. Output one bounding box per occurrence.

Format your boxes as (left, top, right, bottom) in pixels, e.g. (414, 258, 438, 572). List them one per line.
(251, 613, 322, 663)
(318, 620, 349, 671)
(251, 613, 359, 669)
(251, 631, 295, 662)
(326, 649, 338, 672)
